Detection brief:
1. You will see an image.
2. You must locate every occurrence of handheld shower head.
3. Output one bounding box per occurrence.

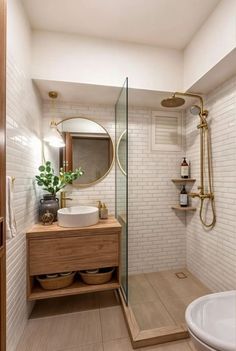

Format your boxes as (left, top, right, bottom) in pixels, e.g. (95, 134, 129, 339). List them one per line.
(190, 104, 201, 116)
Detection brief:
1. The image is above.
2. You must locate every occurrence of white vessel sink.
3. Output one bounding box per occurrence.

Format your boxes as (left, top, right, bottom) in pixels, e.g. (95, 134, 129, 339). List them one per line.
(58, 206, 99, 228)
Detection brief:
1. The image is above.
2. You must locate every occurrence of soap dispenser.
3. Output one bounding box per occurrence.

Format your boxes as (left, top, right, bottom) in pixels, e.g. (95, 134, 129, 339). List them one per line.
(100, 203, 108, 219)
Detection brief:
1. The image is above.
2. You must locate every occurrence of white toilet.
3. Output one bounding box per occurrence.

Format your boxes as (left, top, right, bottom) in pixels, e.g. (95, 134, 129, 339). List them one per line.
(185, 290, 236, 351)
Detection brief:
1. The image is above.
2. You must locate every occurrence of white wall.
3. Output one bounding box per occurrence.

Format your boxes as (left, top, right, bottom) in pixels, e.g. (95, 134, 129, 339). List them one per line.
(6, 1, 43, 350)
(186, 76, 236, 291)
(32, 30, 183, 92)
(30, 1, 236, 96)
(184, 0, 236, 91)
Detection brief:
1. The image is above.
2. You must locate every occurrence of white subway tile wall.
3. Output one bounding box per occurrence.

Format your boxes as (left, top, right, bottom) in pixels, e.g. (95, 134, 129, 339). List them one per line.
(6, 54, 43, 351)
(186, 76, 236, 291)
(128, 108, 187, 273)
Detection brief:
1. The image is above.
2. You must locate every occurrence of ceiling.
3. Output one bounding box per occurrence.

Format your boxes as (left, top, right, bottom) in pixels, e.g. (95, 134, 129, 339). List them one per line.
(22, 0, 219, 50)
(34, 79, 195, 110)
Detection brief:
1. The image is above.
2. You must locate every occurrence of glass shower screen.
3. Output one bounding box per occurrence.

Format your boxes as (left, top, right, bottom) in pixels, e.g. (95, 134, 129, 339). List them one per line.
(115, 78, 128, 303)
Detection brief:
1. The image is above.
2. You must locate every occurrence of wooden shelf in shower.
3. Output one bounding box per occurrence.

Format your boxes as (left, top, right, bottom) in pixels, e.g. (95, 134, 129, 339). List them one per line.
(171, 206, 196, 211)
(171, 178, 196, 183)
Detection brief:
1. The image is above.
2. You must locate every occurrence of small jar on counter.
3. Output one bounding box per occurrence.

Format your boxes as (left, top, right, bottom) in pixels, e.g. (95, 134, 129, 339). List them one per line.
(100, 203, 108, 219)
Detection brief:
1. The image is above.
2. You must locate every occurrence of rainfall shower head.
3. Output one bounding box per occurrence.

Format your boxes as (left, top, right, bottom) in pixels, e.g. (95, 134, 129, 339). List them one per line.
(161, 95, 185, 108)
(190, 104, 201, 115)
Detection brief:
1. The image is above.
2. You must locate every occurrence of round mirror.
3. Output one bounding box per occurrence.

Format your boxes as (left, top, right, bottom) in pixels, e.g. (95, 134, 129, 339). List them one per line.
(58, 117, 114, 187)
(117, 130, 127, 176)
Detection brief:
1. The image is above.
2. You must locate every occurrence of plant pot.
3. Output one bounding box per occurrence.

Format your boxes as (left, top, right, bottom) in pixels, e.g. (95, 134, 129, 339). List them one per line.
(39, 194, 59, 222)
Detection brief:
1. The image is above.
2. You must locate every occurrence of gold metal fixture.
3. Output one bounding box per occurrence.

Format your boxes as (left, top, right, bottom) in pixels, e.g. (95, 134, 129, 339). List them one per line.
(175, 272, 188, 279)
(161, 92, 216, 229)
(161, 96, 185, 108)
(60, 191, 72, 208)
(44, 92, 65, 147)
(48, 91, 58, 99)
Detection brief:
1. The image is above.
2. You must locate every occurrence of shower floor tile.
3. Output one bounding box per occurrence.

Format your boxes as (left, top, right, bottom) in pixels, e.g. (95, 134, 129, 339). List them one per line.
(128, 273, 158, 304)
(129, 268, 210, 331)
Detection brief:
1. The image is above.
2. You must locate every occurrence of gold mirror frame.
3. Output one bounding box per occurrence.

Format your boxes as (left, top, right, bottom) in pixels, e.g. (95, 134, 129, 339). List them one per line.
(55, 116, 115, 188)
(116, 129, 127, 176)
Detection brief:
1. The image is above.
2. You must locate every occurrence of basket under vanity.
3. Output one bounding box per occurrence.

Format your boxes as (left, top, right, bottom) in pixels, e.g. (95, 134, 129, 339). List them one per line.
(26, 217, 121, 301)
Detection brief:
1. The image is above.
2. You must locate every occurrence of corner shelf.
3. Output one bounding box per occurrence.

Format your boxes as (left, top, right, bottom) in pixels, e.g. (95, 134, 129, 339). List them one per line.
(171, 179, 196, 183)
(171, 179, 197, 213)
(171, 206, 196, 211)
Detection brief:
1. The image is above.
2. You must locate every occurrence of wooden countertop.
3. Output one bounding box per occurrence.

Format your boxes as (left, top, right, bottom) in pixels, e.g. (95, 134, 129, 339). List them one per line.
(27, 216, 121, 239)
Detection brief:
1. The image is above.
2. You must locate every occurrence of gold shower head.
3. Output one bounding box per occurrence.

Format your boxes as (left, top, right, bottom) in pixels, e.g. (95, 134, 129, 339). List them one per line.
(161, 95, 185, 108)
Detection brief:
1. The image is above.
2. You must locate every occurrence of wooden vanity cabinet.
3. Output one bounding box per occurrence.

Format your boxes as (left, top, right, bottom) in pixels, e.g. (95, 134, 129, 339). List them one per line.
(26, 217, 121, 301)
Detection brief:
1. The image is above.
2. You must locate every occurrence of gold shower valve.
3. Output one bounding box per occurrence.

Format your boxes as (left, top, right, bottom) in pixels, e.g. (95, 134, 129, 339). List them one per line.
(189, 192, 214, 200)
(200, 193, 214, 200)
(189, 192, 200, 199)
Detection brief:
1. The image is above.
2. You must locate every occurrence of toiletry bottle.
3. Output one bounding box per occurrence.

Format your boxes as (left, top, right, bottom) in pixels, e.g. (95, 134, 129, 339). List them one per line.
(181, 157, 189, 179)
(100, 203, 108, 219)
(98, 201, 102, 218)
(180, 185, 188, 207)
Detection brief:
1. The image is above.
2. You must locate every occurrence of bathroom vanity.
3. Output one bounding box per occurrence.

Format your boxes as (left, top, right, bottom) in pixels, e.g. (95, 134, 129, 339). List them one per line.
(26, 216, 121, 301)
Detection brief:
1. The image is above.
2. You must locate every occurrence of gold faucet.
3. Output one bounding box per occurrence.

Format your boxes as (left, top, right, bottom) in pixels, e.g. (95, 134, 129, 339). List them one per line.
(60, 191, 73, 208)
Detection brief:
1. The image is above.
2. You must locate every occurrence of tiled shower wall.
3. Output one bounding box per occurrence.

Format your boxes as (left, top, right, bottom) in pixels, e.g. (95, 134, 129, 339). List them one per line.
(6, 1, 43, 349)
(128, 108, 186, 273)
(186, 76, 236, 291)
(43, 102, 187, 274)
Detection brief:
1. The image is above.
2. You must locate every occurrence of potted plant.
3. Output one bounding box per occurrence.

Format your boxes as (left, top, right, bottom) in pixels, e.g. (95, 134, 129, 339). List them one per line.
(35, 161, 84, 221)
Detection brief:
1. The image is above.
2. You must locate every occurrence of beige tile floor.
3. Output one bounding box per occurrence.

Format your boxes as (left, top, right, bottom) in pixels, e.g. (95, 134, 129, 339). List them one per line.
(129, 268, 210, 331)
(16, 269, 205, 351)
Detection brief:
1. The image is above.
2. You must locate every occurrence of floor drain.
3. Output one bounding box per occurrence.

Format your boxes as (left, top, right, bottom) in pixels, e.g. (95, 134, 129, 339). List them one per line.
(175, 272, 187, 279)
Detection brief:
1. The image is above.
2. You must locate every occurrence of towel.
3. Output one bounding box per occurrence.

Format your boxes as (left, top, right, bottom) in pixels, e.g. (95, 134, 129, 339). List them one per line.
(6, 176, 17, 239)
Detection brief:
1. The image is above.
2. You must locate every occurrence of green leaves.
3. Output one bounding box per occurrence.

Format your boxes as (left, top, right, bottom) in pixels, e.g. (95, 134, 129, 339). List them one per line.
(35, 161, 84, 195)
(59, 167, 84, 185)
(38, 165, 45, 172)
(53, 176, 59, 186)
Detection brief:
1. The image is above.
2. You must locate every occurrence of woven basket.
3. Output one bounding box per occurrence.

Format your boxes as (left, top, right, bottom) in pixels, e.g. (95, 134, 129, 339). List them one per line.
(79, 268, 115, 285)
(36, 272, 76, 290)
